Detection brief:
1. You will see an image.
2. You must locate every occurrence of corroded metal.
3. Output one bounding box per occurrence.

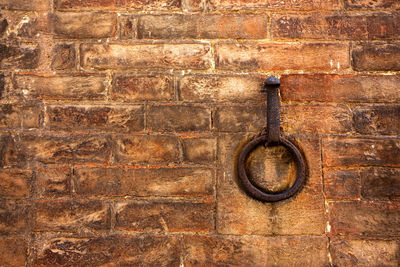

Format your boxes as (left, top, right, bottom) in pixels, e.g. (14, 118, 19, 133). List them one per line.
(237, 76, 306, 202)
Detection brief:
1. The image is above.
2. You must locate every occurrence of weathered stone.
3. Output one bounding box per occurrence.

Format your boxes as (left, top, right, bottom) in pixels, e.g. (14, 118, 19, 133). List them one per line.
(55, 0, 181, 11)
(353, 105, 400, 135)
(0, 169, 31, 198)
(324, 169, 361, 200)
(209, 0, 340, 10)
(361, 168, 400, 199)
(0, 43, 40, 69)
(0, 237, 27, 266)
(344, 0, 400, 9)
(0, 0, 48, 10)
(118, 14, 137, 39)
(36, 166, 71, 198)
(182, 137, 217, 164)
(214, 105, 265, 132)
(352, 42, 400, 71)
(0, 201, 30, 235)
(51, 44, 76, 70)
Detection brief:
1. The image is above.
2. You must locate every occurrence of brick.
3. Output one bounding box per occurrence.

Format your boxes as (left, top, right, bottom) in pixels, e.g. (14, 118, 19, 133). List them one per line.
(361, 168, 400, 199)
(366, 13, 400, 39)
(34, 234, 180, 266)
(51, 44, 76, 70)
(112, 74, 174, 101)
(0, 201, 30, 235)
(0, 11, 49, 39)
(0, 134, 21, 168)
(81, 43, 211, 70)
(180, 74, 265, 102)
(353, 105, 400, 135)
(14, 74, 107, 100)
(322, 137, 400, 167)
(183, 0, 204, 11)
(34, 200, 110, 232)
(209, 0, 340, 10)
(0, 104, 22, 128)
(50, 12, 116, 39)
(215, 42, 349, 71)
(324, 169, 361, 200)
(0, 169, 31, 198)
(138, 14, 267, 39)
(280, 74, 400, 103)
(0, 0, 48, 10)
(55, 0, 181, 11)
(182, 137, 216, 164)
(45, 104, 144, 132)
(330, 239, 399, 267)
(0, 103, 42, 129)
(344, 0, 400, 9)
(115, 200, 214, 232)
(0, 73, 4, 98)
(329, 201, 400, 237)
(214, 105, 265, 132)
(118, 14, 137, 39)
(352, 42, 400, 71)
(0, 237, 27, 266)
(112, 135, 179, 164)
(148, 105, 211, 132)
(74, 167, 213, 197)
(19, 134, 110, 164)
(183, 235, 329, 266)
(36, 166, 71, 198)
(0, 43, 40, 69)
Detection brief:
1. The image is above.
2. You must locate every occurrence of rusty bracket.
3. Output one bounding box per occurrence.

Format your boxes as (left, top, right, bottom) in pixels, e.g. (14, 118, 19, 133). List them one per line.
(237, 76, 307, 202)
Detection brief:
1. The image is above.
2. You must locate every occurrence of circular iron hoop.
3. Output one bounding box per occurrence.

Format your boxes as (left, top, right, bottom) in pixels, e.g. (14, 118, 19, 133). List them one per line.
(237, 135, 307, 202)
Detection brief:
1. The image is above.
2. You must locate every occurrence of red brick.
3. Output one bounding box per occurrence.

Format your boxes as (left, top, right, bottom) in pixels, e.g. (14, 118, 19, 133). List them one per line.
(14, 74, 107, 100)
(353, 105, 400, 135)
(214, 105, 264, 132)
(51, 43, 76, 70)
(36, 166, 71, 198)
(112, 135, 179, 165)
(45, 104, 144, 132)
(344, 0, 400, 9)
(180, 74, 265, 102)
(366, 13, 400, 39)
(34, 200, 110, 232)
(0, 201, 30, 235)
(55, 0, 181, 11)
(118, 14, 137, 39)
(322, 137, 400, 167)
(148, 105, 211, 133)
(324, 169, 361, 200)
(361, 168, 400, 199)
(0, 43, 40, 69)
(0, 0, 48, 10)
(50, 12, 117, 39)
(138, 14, 268, 39)
(209, 0, 340, 11)
(74, 167, 214, 197)
(0, 134, 23, 168)
(182, 137, 217, 164)
(280, 74, 400, 103)
(215, 42, 349, 71)
(0, 169, 31, 198)
(0, 237, 27, 266)
(330, 239, 399, 267)
(115, 200, 214, 232)
(80, 43, 211, 70)
(0, 103, 42, 129)
(352, 42, 400, 71)
(329, 201, 400, 237)
(183, 235, 329, 266)
(112, 74, 174, 101)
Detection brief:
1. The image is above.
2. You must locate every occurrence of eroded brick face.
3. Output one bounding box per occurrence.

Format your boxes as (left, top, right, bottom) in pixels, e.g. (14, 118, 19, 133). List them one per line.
(0, 0, 399, 266)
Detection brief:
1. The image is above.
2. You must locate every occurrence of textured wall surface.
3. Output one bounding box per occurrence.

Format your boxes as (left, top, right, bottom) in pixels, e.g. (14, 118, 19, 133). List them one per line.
(0, 0, 399, 266)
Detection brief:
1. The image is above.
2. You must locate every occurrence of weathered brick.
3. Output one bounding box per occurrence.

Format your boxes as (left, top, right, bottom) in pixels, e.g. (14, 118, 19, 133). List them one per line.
(14, 74, 106, 100)
(0, 201, 30, 235)
(345, 0, 400, 9)
(182, 137, 217, 164)
(180, 74, 265, 102)
(112, 135, 179, 164)
(324, 169, 361, 200)
(330, 239, 399, 267)
(361, 168, 400, 199)
(34, 234, 181, 266)
(215, 42, 349, 71)
(183, 0, 203, 11)
(74, 167, 214, 197)
(138, 14, 268, 39)
(50, 12, 116, 39)
(0, 11, 49, 38)
(0, 73, 4, 98)
(55, 0, 181, 11)
(118, 14, 137, 39)
(0, 43, 40, 69)
(183, 235, 329, 266)
(366, 13, 400, 39)
(34, 200, 110, 232)
(280, 74, 400, 103)
(112, 74, 174, 101)
(19, 134, 110, 164)
(81, 43, 211, 70)
(214, 105, 265, 132)
(148, 105, 211, 132)
(0, 104, 22, 128)
(329, 201, 400, 237)
(322, 137, 400, 167)
(209, 0, 340, 10)
(0, 169, 31, 198)
(0, 103, 42, 129)
(115, 200, 214, 232)
(0, 134, 23, 168)
(352, 42, 400, 71)
(36, 166, 71, 198)
(51, 44, 76, 70)
(45, 104, 144, 132)
(353, 105, 400, 135)
(0, 237, 27, 266)
(0, 0, 48, 10)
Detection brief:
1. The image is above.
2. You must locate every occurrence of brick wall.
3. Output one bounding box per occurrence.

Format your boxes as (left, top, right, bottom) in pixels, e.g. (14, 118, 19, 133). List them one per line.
(0, 0, 399, 266)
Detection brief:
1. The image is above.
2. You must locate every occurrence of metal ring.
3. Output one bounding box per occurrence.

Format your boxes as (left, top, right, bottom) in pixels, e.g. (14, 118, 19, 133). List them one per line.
(237, 135, 307, 202)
